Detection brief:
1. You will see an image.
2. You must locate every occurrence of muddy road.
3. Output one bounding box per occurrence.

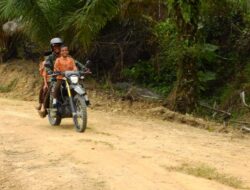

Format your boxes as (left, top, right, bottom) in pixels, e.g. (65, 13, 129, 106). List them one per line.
(0, 98, 250, 190)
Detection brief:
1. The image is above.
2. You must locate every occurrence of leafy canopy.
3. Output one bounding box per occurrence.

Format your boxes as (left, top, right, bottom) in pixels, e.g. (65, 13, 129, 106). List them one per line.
(0, 0, 120, 48)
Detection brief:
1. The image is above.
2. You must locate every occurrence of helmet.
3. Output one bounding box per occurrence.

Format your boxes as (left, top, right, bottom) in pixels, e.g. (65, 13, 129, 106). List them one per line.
(50, 37, 63, 46)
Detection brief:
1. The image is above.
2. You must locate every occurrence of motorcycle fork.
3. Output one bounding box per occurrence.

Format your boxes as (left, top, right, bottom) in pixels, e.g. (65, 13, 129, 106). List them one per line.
(65, 80, 77, 117)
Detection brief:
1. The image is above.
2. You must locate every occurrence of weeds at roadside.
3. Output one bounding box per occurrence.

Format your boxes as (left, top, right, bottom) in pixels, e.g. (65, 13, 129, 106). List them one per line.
(164, 163, 249, 189)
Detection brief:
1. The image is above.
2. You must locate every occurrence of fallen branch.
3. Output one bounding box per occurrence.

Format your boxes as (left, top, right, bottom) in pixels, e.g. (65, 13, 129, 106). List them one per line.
(230, 120, 250, 125)
(241, 126, 250, 133)
(199, 103, 231, 118)
(240, 91, 250, 108)
(229, 120, 250, 133)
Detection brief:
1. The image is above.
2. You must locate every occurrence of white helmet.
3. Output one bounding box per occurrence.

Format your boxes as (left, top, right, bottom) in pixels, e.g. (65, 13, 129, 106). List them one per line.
(50, 37, 63, 46)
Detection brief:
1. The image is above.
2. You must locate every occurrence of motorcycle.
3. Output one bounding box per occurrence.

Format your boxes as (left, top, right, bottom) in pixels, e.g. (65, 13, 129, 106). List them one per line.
(47, 69, 90, 133)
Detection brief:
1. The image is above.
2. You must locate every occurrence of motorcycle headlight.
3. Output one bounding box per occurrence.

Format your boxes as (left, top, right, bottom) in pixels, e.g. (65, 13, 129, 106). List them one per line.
(70, 75, 79, 84)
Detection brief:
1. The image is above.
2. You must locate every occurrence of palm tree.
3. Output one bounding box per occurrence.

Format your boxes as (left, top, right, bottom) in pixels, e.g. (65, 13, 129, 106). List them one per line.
(0, 0, 120, 49)
(0, 0, 53, 44)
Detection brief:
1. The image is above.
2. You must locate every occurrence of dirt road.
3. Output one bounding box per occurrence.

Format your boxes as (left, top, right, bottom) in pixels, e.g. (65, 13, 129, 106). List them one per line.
(0, 98, 250, 190)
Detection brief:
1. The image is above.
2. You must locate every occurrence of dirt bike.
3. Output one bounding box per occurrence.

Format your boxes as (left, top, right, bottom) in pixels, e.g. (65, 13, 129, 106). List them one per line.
(47, 70, 90, 133)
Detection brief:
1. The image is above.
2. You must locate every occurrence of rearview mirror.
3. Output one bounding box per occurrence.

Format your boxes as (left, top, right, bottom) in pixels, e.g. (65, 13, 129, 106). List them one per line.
(85, 60, 92, 67)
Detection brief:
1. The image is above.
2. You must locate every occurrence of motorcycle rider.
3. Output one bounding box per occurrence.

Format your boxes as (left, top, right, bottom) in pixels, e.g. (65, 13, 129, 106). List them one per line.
(44, 38, 87, 114)
(45, 37, 63, 73)
(41, 38, 64, 116)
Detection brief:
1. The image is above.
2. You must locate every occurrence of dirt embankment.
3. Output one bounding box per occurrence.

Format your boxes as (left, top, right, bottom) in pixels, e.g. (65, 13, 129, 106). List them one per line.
(0, 60, 231, 131)
(0, 59, 41, 100)
(0, 60, 232, 131)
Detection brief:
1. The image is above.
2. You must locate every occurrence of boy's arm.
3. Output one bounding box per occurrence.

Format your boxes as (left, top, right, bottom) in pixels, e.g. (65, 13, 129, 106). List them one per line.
(54, 59, 59, 72)
(39, 62, 44, 76)
(42, 62, 49, 88)
(43, 75, 48, 89)
(72, 59, 78, 71)
(75, 60, 86, 70)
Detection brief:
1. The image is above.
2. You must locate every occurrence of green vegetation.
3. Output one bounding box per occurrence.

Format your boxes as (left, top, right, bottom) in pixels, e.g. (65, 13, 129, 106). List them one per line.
(1, 0, 250, 118)
(0, 79, 17, 93)
(166, 163, 249, 189)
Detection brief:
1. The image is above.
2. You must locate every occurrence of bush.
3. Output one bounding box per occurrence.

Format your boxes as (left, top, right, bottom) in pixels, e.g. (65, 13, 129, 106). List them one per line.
(122, 19, 180, 95)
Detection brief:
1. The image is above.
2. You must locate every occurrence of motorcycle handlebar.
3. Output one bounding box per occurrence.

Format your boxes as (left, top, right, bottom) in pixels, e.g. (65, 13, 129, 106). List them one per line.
(80, 69, 92, 75)
(48, 70, 92, 77)
(48, 71, 62, 77)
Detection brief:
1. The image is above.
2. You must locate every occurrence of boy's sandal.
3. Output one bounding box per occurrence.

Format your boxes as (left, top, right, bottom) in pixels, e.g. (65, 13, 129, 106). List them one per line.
(38, 110, 46, 118)
(36, 105, 42, 110)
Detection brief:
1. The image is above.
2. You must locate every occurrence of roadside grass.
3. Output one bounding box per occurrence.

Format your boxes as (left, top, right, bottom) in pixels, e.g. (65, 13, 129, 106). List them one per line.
(0, 79, 17, 93)
(164, 163, 249, 189)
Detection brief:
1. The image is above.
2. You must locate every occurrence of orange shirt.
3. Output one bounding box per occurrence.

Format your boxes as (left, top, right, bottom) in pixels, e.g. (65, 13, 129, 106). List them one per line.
(54, 56, 77, 79)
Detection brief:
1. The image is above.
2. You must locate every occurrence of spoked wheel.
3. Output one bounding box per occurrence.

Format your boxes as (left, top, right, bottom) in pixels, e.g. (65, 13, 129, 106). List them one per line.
(73, 95, 87, 133)
(48, 90, 61, 126)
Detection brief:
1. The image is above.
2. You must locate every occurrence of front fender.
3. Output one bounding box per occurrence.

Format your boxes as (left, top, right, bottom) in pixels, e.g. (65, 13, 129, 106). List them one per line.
(71, 85, 86, 95)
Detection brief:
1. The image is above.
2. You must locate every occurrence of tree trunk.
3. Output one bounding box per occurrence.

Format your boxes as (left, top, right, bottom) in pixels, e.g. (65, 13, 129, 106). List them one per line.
(168, 51, 198, 113)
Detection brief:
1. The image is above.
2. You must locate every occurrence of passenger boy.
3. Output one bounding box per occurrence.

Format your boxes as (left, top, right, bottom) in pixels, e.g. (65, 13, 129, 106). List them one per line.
(37, 52, 51, 117)
(52, 46, 78, 108)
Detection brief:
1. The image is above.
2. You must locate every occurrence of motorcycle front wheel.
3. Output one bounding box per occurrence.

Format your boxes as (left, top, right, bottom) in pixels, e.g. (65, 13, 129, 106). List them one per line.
(73, 95, 87, 132)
